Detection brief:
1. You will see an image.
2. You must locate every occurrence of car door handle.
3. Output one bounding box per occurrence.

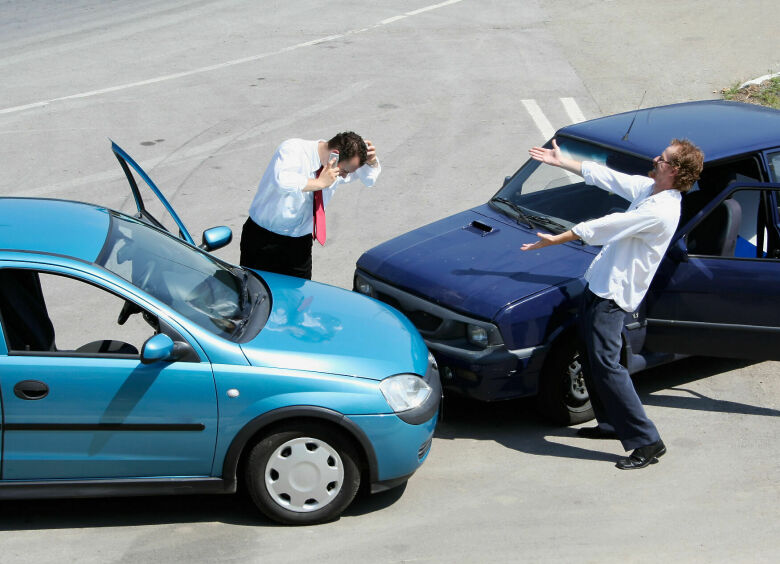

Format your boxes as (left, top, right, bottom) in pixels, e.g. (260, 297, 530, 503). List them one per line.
(13, 380, 50, 400)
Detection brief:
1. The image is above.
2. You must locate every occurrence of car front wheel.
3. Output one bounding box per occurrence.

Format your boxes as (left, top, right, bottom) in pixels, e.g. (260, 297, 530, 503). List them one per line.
(245, 423, 361, 525)
(535, 338, 595, 425)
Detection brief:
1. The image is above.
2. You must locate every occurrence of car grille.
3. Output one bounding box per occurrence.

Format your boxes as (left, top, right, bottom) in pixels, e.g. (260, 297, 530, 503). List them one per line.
(376, 291, 443, 333)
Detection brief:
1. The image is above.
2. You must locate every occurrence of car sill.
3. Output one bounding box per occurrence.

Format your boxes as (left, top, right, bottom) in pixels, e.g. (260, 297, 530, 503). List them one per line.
(0, 477, 234, 500)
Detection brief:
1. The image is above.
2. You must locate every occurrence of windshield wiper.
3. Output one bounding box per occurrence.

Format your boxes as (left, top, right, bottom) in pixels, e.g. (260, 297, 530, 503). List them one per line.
(525, 214, 568, 232)
(238, 270, 249, 311)
(233, 293, 266, 338)
(491, 197, 533, 228)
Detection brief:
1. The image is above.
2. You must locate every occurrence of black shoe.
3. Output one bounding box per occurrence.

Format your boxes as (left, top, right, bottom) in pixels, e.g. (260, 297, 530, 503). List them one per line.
(576, 426, 618, 440)
(615, 440, 666, 470)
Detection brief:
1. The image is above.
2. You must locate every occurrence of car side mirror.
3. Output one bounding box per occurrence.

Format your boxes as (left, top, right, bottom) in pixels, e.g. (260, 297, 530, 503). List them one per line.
(141, 333, 175, 364)
(200, 226, 233, 252)
(668, 239, 689, 263)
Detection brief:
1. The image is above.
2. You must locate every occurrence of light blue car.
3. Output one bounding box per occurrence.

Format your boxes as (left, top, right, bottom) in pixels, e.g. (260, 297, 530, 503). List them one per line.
(0, 142, 440, 525)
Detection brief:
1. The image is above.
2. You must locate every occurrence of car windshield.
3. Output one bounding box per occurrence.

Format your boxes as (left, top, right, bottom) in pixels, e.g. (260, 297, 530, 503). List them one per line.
(491, 136, 653, 233)
(97, 213, 268, 340)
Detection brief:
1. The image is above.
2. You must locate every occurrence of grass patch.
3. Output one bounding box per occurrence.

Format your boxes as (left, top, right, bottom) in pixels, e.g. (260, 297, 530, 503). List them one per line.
(721, 76, 780, 109)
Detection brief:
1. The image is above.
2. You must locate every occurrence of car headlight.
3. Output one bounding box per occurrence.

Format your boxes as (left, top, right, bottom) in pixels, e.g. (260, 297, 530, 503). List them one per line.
(467, 324, 489, 348)
(354, 274, 375, 297)
(379, 374, 432, 412)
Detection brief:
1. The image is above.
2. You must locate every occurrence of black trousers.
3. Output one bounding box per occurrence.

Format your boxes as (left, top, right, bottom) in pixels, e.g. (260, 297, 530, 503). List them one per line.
(577, 288, 660, 451)
(239, 218, 313, 280)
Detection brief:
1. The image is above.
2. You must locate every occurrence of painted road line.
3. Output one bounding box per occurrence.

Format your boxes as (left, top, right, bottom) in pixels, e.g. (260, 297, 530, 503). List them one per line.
(521, 99, 556, 141)
(561, 97, 586, 124)
(0, 0, 466, 116)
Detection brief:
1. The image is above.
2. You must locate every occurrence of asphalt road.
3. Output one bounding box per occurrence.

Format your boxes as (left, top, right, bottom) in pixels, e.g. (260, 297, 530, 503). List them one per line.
(1, 1, 778, 562)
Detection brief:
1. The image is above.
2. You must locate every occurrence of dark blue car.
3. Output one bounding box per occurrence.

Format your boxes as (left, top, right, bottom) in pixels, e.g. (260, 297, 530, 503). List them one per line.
(354, 100, 780, 424)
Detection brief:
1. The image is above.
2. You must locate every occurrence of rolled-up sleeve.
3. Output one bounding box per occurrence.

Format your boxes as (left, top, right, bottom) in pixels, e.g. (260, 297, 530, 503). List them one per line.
(573, 207, 664, 247)
(351, 160, 381, 187)
(274, 143, 310, 192)
(582, 161, 652, 202)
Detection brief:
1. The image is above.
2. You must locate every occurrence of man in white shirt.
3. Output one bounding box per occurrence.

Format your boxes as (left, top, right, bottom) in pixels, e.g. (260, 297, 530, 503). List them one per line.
(240, 131, 381, 279)
(522, 138, 703, 469)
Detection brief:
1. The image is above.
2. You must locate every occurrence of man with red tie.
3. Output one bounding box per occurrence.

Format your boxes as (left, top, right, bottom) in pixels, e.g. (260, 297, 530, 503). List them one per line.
(240, 132, 380, 279)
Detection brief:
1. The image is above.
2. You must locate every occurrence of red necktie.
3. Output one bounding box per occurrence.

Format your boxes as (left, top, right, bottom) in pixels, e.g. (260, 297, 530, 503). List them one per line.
(312, 166, 326, 245)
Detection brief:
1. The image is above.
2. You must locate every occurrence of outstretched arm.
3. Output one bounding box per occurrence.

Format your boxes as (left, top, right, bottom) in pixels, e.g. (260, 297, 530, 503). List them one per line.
(528, 139, 583, 176)
(521, 230, 580, 252)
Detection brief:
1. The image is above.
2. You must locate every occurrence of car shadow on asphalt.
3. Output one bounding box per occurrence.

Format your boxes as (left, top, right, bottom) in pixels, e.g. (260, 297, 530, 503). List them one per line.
(0, 483, 405, 530)
(0, 470, 407, 531)
(0, 491, 278, 531)
(634, 356, 779, 418)
(434, 356, 777, 461)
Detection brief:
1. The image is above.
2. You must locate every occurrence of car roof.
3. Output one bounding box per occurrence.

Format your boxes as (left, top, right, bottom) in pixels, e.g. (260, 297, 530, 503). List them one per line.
(558, 100, 780, 163)
(0, 198, 110, 263)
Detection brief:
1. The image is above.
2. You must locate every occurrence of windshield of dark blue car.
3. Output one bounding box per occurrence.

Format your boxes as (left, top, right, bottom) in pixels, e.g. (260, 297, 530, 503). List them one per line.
(97, 213, 269, 340)
(491, 137, 652, 233)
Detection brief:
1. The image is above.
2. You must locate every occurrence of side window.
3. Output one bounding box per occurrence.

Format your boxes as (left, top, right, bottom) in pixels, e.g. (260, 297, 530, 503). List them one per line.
(0, 269, 157, 356)
(685, 189, 780, 259)
(767, 151, 780, 182)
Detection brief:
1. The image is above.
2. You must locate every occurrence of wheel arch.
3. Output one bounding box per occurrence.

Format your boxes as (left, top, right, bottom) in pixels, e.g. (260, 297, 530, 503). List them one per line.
(220, 406, 379, 490)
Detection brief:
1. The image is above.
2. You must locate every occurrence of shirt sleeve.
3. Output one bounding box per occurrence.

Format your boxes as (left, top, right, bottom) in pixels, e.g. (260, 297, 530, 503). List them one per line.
(273, 142, 311, 192)
(348, 159, 382, 187)
(572, 205, 666, 247)
(581, 161, 653, 202)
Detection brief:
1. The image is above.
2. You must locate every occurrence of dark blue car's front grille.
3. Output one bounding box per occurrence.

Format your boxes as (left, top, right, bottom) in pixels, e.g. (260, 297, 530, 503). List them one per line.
(407, 310, 443, 332)
(376, 291, 443, 333)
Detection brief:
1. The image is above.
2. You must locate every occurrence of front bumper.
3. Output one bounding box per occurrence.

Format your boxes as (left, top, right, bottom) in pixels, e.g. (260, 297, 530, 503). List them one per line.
(348, 410, 437, 491)
(348, 356, 441, 492)
(430, 341, 546, 401)
(354, 270, 546, 401)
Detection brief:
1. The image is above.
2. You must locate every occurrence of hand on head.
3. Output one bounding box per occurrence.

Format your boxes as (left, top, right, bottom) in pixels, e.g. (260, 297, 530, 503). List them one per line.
(365, 139, 378, 166)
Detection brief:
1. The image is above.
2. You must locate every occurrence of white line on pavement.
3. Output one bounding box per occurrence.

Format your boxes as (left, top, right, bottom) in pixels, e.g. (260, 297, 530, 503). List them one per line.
(521, 99, 556, 142)
(560, 97, 586, 124)
(0, 0, 465, 116)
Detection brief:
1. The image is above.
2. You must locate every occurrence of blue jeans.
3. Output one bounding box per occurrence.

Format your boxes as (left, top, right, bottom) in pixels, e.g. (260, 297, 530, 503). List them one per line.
(578, 288, 660, 450)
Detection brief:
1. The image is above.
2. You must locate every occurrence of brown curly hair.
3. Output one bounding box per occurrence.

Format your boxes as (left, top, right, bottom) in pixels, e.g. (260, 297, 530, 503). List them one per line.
(327, 131, 368, 166)
(668, 138, 704, 192)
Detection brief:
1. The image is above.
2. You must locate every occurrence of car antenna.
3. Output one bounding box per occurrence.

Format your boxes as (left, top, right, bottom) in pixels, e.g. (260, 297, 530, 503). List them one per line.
(621, 90, 647, 141)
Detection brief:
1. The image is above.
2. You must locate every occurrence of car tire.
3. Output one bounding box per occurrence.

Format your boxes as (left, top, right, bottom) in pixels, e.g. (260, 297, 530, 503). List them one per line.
(245, 422, 361, 525)
(536, 338, 594, 425)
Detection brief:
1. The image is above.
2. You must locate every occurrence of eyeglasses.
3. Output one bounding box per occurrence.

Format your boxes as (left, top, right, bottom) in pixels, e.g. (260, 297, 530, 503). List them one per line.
(656, 157, 675, 166)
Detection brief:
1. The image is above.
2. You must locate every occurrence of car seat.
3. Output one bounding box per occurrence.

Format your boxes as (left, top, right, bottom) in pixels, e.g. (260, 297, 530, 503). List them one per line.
(686, 198, 742, 257)
(0, 269, 56, 351)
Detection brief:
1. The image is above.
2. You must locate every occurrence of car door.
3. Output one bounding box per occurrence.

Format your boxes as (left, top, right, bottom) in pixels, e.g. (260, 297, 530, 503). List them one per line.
(644, 181, 780, 360)
(112, 141, 196, 245)
(0, 266, 218, 480)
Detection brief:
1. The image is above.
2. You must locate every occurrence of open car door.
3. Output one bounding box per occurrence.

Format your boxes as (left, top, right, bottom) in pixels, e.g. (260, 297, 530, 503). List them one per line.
(111, 141, 196, 246)
(645, 181, 780, 360)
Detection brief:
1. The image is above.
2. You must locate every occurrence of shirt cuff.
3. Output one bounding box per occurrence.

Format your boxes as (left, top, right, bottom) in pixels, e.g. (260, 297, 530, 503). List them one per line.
(356, 160, 381, 186)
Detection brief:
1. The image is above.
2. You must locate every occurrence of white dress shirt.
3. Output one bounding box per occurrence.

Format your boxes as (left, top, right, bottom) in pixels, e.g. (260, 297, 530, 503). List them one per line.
(571, 161, 682, 312)
(248, 138, 381, 237)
